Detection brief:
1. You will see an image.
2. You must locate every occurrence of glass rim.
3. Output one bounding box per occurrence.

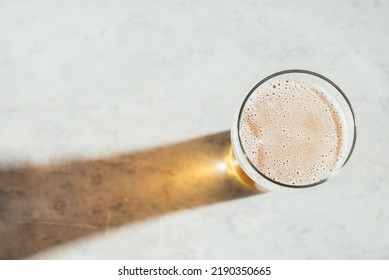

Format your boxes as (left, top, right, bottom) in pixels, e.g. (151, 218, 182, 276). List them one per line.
(236, 69, 357, 189)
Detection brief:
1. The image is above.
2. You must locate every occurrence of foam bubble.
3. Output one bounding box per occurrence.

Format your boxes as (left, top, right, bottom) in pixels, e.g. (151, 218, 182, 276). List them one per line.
(239, 79, 348, 186)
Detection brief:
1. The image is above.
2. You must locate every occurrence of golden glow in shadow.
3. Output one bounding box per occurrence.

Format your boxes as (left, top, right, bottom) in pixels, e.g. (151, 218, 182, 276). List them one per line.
(224, 147, 264, 191)
(175, 147, 261, 193)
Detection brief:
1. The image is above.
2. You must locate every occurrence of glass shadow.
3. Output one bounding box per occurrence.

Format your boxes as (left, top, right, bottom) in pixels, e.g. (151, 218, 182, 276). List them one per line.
(0, 131, 262, 259)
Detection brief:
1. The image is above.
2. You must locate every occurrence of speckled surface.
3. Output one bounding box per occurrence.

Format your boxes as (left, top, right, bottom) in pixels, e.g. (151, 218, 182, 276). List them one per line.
(0, 0, 389, 259)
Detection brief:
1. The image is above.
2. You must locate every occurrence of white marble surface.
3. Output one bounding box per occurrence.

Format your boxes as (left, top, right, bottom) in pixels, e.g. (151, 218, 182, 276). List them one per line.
(0, 0, 388, 259)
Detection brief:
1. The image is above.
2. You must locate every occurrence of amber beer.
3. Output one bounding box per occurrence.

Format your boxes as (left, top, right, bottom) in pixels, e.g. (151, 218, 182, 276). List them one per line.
(230, 70, 356, 191)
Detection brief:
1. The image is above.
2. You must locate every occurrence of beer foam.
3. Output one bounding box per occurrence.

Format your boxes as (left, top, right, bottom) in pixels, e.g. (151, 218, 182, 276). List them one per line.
(239, 79, 348, 186)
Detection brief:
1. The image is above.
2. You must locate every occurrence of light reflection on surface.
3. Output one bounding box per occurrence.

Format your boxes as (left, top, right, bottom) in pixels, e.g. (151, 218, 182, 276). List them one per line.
(224, 147, 263, 191)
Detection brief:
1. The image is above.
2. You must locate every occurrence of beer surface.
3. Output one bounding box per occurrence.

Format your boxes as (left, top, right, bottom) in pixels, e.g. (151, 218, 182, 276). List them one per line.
(239, 79, 347, 185)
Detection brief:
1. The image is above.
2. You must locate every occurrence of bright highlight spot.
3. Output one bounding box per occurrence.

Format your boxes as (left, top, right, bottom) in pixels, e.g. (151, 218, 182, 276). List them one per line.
(215, 161, 227, 172)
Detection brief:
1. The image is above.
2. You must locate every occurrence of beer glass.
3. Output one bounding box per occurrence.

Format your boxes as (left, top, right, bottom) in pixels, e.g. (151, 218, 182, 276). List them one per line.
(230, 70, 356, 191)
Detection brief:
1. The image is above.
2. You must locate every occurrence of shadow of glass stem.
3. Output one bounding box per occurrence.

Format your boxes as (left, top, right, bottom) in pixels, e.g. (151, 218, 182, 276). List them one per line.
(0, 131, 263, 259)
